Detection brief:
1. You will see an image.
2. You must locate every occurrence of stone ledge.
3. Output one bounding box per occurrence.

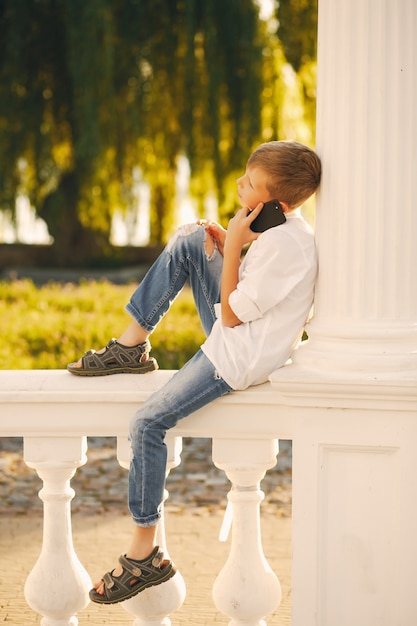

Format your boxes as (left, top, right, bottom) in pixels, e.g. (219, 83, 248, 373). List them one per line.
(0, 369, 293, 439)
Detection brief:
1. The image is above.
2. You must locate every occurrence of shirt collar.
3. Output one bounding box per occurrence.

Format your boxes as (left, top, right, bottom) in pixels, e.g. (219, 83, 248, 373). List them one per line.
(285, 207, 302, 219)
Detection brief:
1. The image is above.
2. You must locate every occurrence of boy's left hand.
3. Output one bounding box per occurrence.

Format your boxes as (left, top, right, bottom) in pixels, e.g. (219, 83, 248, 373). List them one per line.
(225, 203, 263, 251)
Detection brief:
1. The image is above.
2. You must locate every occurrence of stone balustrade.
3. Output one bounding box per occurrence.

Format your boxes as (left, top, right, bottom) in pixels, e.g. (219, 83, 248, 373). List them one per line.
(2, 368, 417, 626)
(0, 369, 287, 626)
(0, 365, 417, 626)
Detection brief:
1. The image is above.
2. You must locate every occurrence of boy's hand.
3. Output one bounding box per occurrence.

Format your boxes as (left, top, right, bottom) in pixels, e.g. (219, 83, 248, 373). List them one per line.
(225, 202, 263, 251)
(202, 220, 227, 256)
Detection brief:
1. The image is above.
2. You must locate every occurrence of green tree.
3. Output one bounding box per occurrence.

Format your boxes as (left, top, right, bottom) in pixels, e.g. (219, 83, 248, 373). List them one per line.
(276, 0, 318, 72)
(0, 0, 264, 264)
(275, 0, 318, 136)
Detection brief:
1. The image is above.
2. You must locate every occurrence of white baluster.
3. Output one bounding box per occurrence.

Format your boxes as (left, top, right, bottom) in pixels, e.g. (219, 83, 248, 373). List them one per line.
(212, 438, 281, 626)
(23, 437, 91, 626)
(117, 434, 186, 626)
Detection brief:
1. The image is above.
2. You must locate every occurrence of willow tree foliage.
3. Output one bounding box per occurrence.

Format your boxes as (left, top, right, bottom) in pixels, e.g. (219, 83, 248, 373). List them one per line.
(276, 0, 318, 137)
(0, 0, 264, 262)
(276, 0, 318, 72)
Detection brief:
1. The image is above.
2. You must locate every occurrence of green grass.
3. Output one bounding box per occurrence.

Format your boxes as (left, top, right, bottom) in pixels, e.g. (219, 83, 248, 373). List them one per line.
(0, 279, 206, 370)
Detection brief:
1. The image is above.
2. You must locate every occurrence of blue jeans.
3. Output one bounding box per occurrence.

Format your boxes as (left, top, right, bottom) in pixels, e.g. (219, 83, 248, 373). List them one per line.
(126, 224, 233, 527)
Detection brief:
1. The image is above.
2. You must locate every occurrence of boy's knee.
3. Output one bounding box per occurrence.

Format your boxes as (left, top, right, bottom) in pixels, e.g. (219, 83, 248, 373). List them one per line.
(166, 223, 202, 253)
(129, 412, 145, 442)
(165, 222, 217, 259)
(204, 231, 215, 257)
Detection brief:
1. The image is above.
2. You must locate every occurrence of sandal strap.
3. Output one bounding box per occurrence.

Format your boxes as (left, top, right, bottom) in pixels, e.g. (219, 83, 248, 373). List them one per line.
(82, 338, 151, 370)
(101, 548, 165, 594)
(118, 547, 165, 579)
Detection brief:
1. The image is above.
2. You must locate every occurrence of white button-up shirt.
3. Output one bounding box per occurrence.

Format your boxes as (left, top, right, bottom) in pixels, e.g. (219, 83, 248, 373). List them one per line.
(202, 209, 317, 390)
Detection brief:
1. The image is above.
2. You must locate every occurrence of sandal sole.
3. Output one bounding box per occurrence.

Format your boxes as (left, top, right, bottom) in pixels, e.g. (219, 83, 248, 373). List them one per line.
(67, 359, 158, 376)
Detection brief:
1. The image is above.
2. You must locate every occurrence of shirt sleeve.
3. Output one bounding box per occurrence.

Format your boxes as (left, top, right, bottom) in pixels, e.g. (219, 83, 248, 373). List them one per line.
(228, 228, 311, 323)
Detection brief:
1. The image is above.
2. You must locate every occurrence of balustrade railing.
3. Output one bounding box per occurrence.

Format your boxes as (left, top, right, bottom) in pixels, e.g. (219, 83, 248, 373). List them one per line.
(0, 369, 288, 626)
(2, 368, 415, 626)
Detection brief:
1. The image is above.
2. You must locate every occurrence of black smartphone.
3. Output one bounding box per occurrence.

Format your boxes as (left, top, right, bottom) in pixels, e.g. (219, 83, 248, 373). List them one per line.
(249, 199, 286, 233)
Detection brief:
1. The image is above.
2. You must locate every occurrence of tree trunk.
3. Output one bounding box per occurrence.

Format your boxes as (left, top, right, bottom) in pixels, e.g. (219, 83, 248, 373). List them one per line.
(37, 173, 110, 267)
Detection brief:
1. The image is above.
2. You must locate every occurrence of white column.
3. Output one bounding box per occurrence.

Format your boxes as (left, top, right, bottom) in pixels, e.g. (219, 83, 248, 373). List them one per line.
(23, 437, 91, 626)
(212, 438, 281, 626)
(295, 0, 417, 378)
(269, 3, 417, 625)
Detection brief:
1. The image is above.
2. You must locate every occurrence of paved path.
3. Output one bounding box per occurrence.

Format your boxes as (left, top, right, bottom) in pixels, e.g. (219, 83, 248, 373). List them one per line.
(0, 437, 292, 625)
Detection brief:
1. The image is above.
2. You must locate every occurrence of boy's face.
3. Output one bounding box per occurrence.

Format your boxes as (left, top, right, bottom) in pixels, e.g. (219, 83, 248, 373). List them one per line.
(236, 166, 273, 210)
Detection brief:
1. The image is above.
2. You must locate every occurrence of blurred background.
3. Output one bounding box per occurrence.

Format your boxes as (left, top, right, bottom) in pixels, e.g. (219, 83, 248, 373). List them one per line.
(0, 0, 318, 268)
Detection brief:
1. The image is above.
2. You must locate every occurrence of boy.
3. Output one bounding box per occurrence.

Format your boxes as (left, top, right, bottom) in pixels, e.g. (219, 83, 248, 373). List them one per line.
(68, 140, 321, 604)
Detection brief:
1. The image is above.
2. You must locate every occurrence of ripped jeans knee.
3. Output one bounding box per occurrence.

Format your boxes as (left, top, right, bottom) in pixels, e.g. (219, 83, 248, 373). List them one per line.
(126, 222, 224, 337)
(166, 222, 218, 261)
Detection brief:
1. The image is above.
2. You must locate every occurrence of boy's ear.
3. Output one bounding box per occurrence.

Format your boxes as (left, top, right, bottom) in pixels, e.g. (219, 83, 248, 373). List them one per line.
(279, 201, 290, 214)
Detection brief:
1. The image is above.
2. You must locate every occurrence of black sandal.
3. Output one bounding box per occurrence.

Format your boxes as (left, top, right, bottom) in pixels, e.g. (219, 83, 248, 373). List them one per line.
(67, 338, 158, 376)
(89, 547, 176, 604)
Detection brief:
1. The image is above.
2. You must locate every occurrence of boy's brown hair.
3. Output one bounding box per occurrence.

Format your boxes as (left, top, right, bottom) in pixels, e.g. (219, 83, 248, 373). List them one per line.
(248, 140, 321, 209)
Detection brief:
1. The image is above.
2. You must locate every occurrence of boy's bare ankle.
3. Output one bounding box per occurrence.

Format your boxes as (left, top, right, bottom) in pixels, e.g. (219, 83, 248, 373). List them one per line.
(126, 540, 157, 561)
(117, 322, 148, 347)
(117, 337, 143, 348)
(127, 526, 157, 561)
